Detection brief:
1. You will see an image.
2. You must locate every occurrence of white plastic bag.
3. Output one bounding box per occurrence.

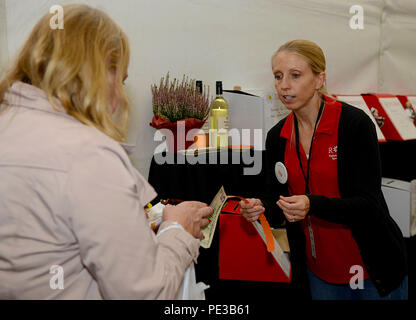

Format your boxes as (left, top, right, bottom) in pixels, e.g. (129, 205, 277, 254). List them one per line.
(146, 202, 164, 230)
(149, 202, 210, 299)
(175, 262, 210, 300)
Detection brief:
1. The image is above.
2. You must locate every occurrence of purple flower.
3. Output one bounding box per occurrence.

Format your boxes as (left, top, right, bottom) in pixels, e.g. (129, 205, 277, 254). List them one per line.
(151, 72, 211, 122)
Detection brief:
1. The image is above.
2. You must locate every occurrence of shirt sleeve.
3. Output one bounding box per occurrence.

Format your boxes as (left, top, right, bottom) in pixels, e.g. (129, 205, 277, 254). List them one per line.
(62, 144, 200, 299)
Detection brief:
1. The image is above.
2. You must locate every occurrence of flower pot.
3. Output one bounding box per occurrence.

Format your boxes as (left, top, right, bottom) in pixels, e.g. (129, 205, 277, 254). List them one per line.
(150, 115, 205, 153)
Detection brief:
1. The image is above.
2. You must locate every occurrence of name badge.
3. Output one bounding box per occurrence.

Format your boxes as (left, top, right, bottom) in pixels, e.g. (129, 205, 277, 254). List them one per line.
(275, 162, 288, 184)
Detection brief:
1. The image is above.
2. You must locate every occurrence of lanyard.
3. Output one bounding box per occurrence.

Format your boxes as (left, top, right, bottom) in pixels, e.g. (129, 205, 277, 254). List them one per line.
(293, 99, 325, 194)
(293, 99, 325, 260)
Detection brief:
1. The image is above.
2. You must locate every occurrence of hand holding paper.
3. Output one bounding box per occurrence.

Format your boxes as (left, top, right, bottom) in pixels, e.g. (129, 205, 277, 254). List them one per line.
(164, 201, 212, 240)
(200, 187, 228, 248)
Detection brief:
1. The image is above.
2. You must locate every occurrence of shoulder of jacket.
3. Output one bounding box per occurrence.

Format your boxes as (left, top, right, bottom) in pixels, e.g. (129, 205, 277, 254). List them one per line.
(55, 119, 122, 151)
(51, 120, 130, 172)
(339, 102, 371, 123)
(267, 115, 288, 139)
(82, 128, 127, 159)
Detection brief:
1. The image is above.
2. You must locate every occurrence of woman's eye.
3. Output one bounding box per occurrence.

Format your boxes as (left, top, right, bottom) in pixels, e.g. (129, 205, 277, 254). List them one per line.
(274, 74, 282, 80)
(292, 73, 300, 79)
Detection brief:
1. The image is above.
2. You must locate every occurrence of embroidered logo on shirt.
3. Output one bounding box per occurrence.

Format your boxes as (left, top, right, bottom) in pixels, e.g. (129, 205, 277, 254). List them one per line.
(328, 145, 338, 160)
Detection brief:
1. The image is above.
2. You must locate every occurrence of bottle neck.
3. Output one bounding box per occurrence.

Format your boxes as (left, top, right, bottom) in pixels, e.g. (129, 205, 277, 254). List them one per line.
(216, 82, 223, 96)
(196, 81, 203, 94)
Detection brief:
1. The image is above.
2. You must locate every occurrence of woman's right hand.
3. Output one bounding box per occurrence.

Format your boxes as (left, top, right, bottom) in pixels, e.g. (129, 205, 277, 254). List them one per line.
(240, 198, 265, 222)
(163, 201, 213, 240)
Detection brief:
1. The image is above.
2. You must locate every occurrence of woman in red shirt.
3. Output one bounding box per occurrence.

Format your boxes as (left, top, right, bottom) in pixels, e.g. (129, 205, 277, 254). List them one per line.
(240, 40, 408, 300)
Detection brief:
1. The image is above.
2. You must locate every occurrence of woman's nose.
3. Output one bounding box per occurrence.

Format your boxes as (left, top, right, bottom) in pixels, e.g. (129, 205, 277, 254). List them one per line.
(281, 77, 290, 90)
(276, 77, 290, 91)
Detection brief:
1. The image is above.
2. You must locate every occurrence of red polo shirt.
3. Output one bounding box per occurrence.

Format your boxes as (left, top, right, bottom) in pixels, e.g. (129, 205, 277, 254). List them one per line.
(281, 96, 370, 284)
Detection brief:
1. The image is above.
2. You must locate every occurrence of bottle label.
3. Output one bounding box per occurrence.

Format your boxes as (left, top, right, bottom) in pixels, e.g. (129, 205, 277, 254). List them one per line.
(209, 113, 229, 148)
(217, 116, 229, 131)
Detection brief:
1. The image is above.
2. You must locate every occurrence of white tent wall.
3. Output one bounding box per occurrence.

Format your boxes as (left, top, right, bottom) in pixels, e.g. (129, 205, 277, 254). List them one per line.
(380, 0, 416, 94)
(1, 0, 415, 178)
(0, 0, 8, 72)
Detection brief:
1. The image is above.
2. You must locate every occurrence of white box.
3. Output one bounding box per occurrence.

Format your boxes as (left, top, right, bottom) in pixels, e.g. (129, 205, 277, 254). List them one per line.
(381, 178, 416, 238)
(223, 90, 289, 150)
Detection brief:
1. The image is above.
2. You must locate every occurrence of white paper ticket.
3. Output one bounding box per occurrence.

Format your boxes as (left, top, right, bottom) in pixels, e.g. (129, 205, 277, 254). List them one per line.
(379, 97, 416, 140)
(200, 186, 227, 249)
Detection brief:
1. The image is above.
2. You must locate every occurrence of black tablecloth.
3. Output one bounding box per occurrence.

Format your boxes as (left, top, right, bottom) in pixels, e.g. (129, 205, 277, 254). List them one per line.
(148, 149, 269, 204)
(379, 140, 416, 181)
(148, 142, 415, 300)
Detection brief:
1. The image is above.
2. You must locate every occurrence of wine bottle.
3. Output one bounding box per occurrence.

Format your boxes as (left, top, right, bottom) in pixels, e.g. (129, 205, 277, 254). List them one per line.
(196, 80, 203, 94)
(195, 81, 209, 148)
(209, 81, 229, 148)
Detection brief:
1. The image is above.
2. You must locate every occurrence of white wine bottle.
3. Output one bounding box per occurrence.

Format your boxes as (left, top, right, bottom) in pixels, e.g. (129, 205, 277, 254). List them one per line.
(209, 81, 229, 148)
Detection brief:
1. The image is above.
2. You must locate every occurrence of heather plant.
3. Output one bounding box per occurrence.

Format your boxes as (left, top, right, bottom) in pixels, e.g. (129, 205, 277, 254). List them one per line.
(151, 73, 211, 123)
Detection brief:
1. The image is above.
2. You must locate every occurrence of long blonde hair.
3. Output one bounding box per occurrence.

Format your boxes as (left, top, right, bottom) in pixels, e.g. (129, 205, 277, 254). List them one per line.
(0, 4, 130, 142)
(272, 39, 329, 97)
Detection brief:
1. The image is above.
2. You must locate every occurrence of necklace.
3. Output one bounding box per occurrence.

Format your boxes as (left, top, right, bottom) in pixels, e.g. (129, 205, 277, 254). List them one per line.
(293, 98, 325, 194)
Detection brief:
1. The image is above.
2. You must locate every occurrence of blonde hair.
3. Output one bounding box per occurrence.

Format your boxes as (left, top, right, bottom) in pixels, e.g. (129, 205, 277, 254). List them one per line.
(272, 39, 329, 97)
(0, 4, 130, 142)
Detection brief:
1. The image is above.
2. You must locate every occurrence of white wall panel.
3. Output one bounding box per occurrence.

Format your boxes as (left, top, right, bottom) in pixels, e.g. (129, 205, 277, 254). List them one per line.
(0, 0, 8, 71)
(3, 0, 416, 178)
(380, 0, 416, 94)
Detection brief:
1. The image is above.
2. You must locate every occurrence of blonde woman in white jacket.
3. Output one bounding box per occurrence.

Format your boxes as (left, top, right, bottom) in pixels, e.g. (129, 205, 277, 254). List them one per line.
(0, 4, 212, 299)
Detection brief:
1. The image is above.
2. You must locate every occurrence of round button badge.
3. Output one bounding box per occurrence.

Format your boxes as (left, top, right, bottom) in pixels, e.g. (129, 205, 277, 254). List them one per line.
(275, 162, 288, 184)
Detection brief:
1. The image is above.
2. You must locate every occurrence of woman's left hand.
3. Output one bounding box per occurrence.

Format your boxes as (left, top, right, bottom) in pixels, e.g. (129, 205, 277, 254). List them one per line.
(277, 195, 310, 223)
